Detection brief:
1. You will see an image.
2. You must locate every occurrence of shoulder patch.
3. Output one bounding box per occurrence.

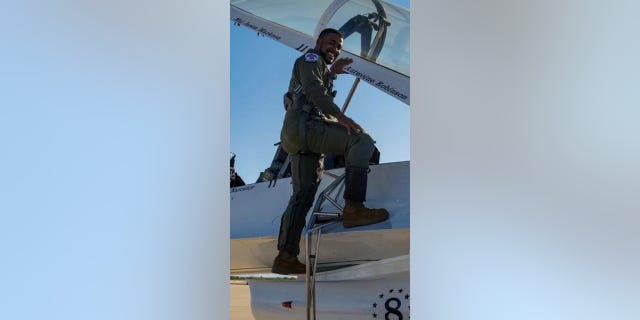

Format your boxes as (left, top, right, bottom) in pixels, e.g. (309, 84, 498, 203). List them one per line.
(304, 53, 319, 62)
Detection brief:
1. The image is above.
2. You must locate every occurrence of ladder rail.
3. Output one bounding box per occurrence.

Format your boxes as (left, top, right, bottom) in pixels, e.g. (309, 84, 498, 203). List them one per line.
(304, 171, 346, 320)
(308, 173, 345, 228)
(305, 232, 314, 320)
(312, 228, 321, 320)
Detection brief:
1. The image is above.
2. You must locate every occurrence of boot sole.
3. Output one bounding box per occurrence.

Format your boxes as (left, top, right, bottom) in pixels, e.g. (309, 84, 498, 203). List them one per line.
(271, 266, 305, 275)
(342, 215, 389, 228)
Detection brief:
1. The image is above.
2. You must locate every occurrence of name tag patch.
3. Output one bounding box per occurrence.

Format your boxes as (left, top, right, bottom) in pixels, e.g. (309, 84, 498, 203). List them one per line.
(304, 53, 319, 62)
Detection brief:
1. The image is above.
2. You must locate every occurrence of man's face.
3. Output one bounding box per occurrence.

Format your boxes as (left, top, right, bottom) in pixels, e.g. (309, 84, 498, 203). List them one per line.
(316, 33, 343, 64)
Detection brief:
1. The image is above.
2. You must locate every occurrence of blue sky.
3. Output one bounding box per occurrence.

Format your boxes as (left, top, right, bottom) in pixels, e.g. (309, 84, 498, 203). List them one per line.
(231, 0, 410, 183)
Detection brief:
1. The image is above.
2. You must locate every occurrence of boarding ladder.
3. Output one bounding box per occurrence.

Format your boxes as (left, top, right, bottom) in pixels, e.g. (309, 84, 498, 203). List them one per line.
(303, 170, 346, 320)
(303, 6, 389, 316)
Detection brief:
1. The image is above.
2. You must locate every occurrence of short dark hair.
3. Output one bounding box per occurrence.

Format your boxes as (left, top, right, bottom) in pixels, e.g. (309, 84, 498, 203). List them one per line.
(318, 28, 343, 39)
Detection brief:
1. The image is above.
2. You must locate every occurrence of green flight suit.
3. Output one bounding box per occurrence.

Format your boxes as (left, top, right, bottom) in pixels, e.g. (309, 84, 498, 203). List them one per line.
(277, 49, 376, 256)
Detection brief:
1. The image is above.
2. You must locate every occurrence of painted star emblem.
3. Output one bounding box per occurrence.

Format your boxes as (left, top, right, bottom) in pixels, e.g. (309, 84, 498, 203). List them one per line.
(373, 288, 410, 319)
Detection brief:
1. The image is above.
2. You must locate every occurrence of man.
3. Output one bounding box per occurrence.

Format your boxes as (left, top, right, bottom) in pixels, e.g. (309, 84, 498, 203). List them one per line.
(272, 28, 390, 275)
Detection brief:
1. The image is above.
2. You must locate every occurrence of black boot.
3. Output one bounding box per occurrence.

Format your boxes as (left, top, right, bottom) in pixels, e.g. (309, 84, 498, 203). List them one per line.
(342, 167, 389, 228)
(271, 251, 306, 275)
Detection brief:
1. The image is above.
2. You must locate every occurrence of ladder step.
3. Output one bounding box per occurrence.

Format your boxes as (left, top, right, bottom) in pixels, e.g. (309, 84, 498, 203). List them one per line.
(314, 212, 341, 219)
(313, 212, 342, 224)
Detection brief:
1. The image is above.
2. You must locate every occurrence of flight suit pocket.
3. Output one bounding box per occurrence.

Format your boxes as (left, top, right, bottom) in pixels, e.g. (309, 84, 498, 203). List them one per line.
(280, 110, 308, 154)
(304, 119, 327, 153)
